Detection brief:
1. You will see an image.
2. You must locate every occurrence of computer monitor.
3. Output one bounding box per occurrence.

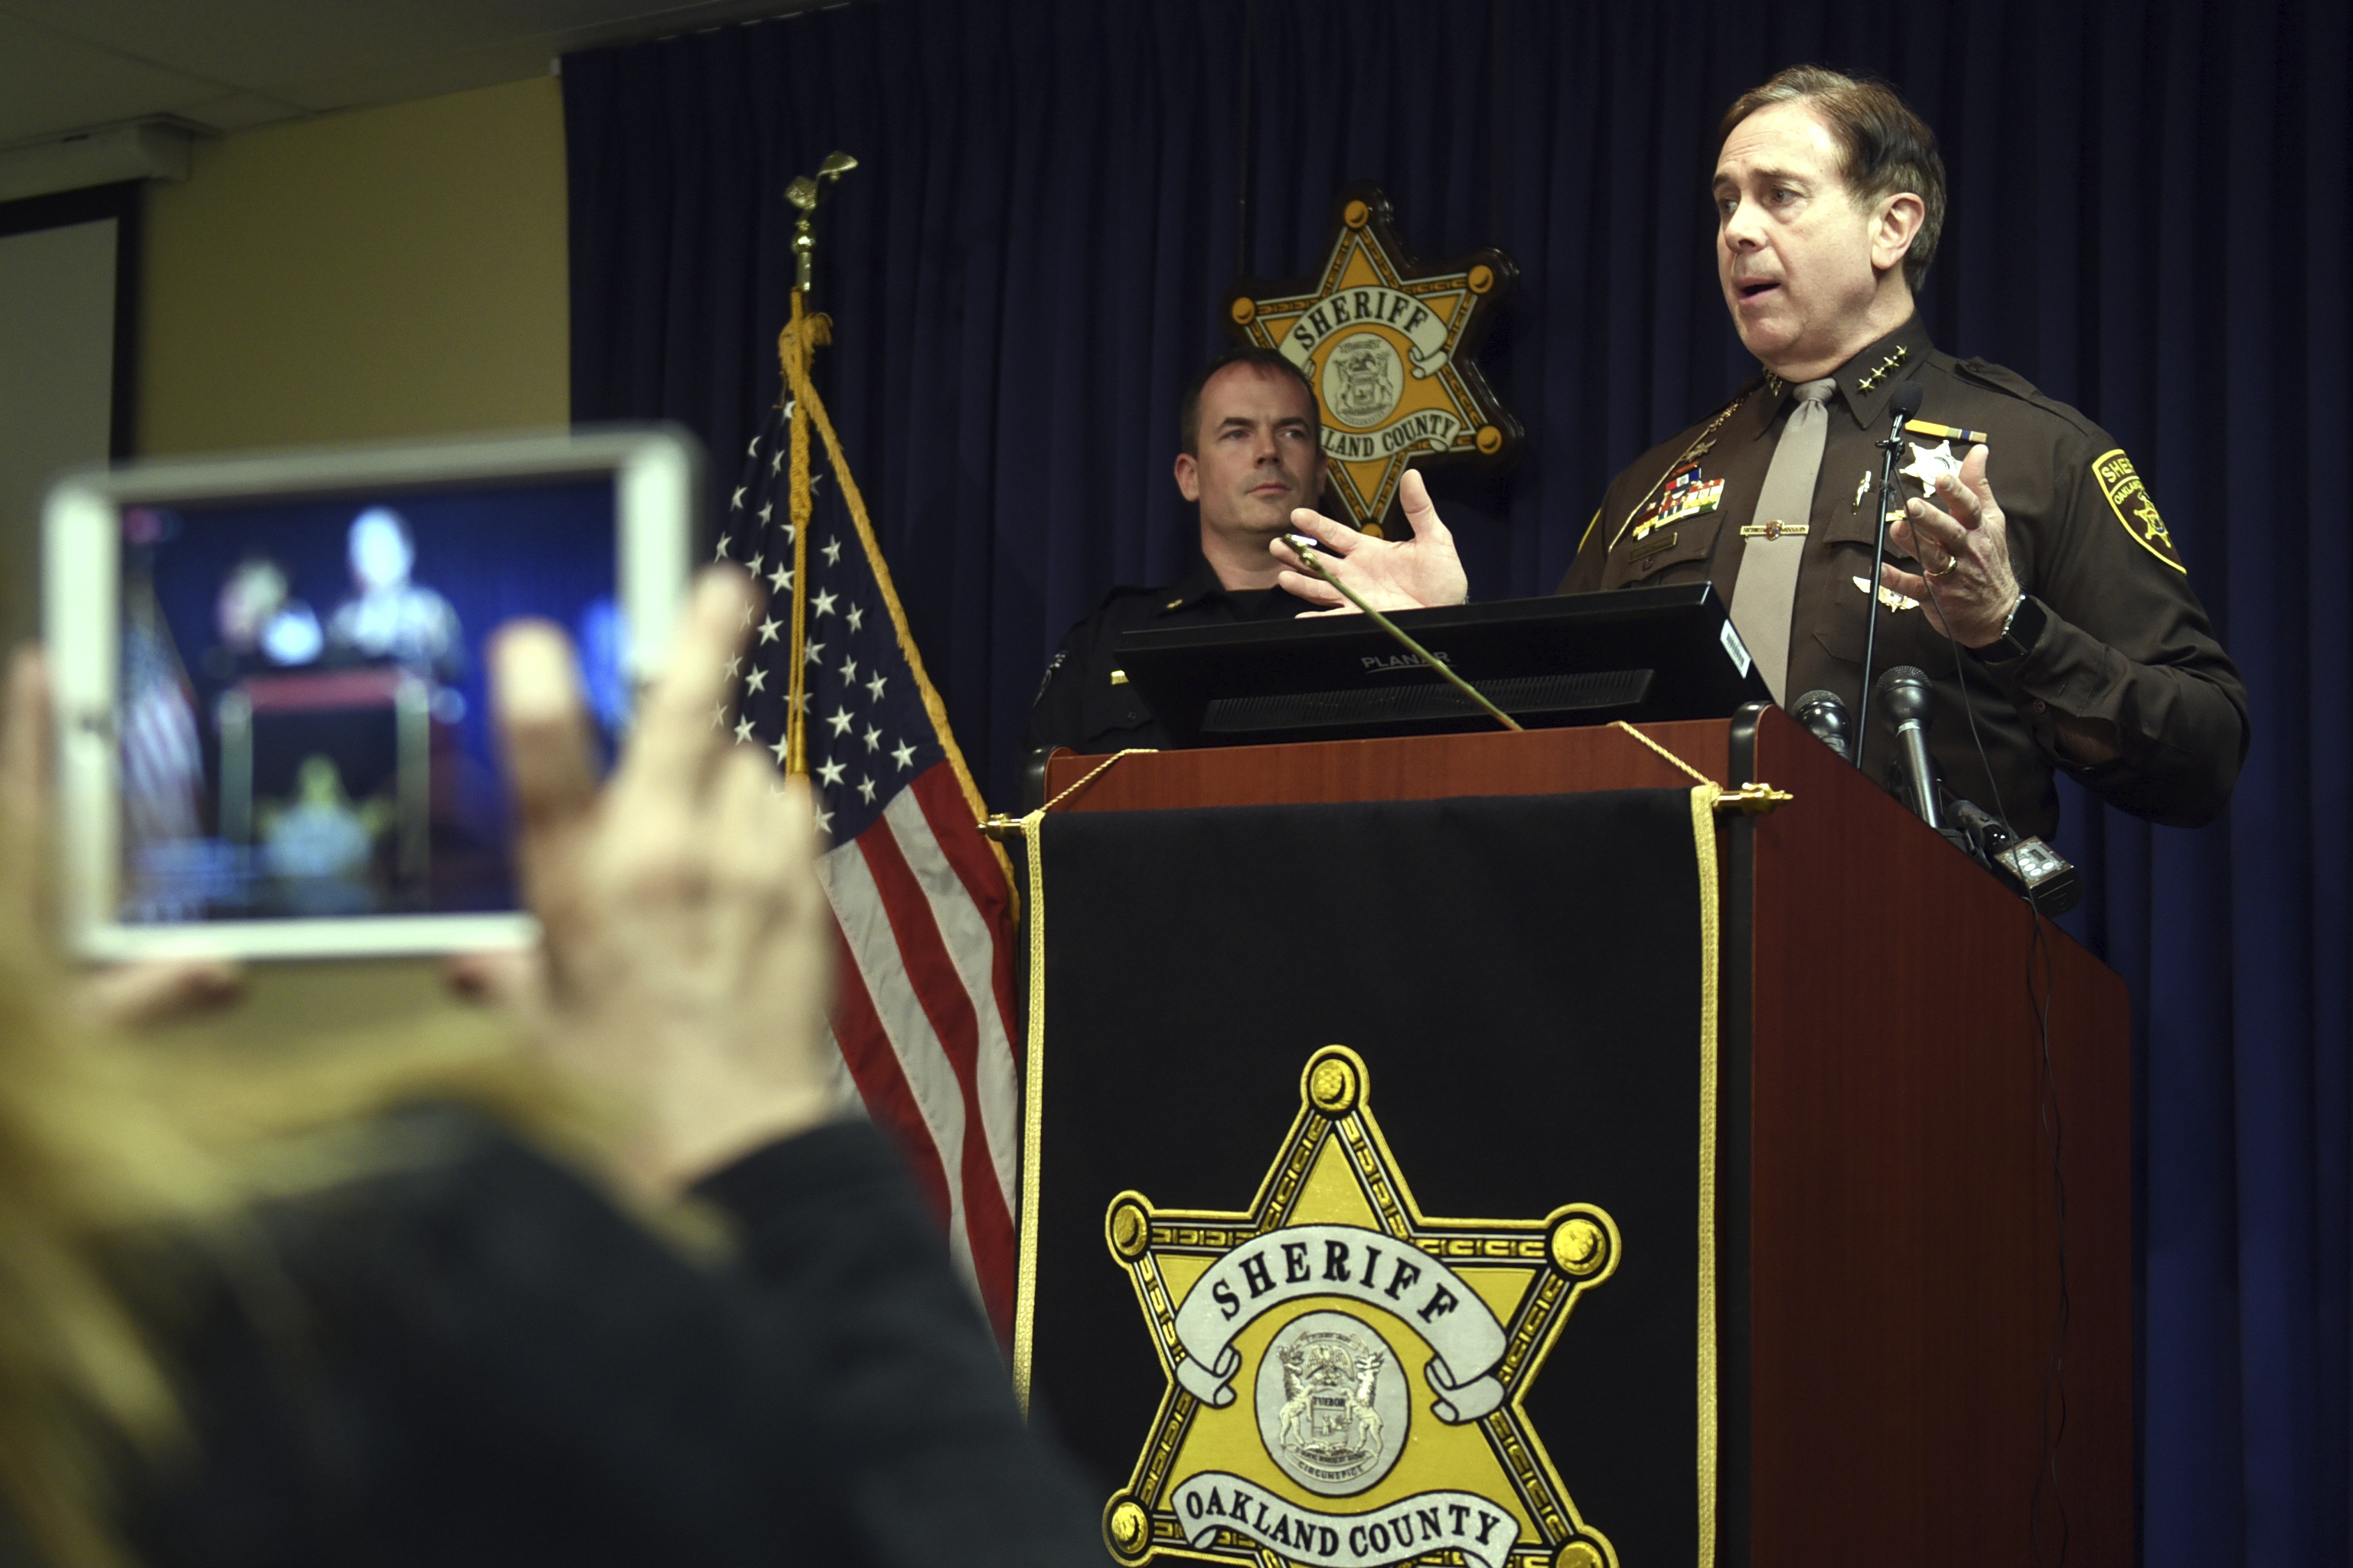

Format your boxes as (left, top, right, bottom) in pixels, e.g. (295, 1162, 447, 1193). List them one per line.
(1113, 583, 1770, 748)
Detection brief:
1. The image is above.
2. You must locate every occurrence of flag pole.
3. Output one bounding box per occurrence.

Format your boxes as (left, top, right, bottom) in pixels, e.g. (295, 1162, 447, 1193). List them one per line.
(776, 153, 856, 774)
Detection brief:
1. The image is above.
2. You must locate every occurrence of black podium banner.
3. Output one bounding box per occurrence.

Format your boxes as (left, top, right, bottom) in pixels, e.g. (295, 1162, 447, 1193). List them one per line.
(1013, 787, 1722, 1568)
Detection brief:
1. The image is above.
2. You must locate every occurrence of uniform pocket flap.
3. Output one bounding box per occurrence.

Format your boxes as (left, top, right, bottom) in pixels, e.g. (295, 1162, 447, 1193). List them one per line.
(1606, 517, 1723, 587)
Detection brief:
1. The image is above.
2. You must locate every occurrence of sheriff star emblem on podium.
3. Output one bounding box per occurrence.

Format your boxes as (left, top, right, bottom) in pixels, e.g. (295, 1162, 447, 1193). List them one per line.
(1101, 1047, 1620, 1568)
(1225, 186, 1520, 533)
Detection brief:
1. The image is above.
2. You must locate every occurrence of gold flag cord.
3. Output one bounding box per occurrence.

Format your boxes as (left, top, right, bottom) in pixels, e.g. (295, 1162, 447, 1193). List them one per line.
(778, 292, 829, 774)
(774, 297, 1018, 898)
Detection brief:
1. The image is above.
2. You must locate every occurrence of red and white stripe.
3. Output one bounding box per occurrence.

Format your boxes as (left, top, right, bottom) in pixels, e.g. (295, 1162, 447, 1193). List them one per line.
(817, 761, 1021, 1343)
(120, 681, 204, 842)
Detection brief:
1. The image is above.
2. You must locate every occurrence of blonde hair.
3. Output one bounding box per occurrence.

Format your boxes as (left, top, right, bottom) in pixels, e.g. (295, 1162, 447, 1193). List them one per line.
(0, 889, 607, 1566)
(0, 927, 224, 1568)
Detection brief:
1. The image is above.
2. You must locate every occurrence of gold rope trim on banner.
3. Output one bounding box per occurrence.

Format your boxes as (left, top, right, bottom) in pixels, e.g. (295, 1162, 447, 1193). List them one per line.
(993, 752, 1160, 1404)
(1003, 750, 1156, 1403)
(1686, 779, 1723, 1568)
(1613, 721, 1717, 785)
(981, 748, 1157, 841)
(1010, 800, 1049, 1410)
(1039, 749, 1157, 812)
(1614, 720, 1794, 816)
(776, 296, 1017, 898)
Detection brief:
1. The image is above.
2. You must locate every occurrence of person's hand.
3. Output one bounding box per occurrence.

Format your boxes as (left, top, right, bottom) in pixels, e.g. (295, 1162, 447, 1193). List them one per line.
(478, 569, 834, 1198)
(1, 649, 242, 1028)
(1882, 445, 2022, 647)
(1270, 468, 1470, 614)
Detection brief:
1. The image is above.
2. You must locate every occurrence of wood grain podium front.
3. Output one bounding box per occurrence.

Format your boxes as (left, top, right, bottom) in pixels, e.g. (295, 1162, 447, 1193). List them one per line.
(1041, 705, 2129, 1568)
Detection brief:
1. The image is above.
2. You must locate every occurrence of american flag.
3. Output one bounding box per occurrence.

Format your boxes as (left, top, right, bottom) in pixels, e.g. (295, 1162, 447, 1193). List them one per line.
(716, 393, 1023, 1345)
(119, 579, 205, 874)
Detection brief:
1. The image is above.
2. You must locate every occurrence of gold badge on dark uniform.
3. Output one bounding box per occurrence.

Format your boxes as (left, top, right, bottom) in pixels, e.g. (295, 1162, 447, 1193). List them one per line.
(1898, 438, 1968, 496)
(2094, 450, 2186, 572)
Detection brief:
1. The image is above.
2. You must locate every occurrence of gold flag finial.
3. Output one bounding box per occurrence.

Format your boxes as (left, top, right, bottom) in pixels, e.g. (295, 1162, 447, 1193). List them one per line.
(785, 151, 859, 296)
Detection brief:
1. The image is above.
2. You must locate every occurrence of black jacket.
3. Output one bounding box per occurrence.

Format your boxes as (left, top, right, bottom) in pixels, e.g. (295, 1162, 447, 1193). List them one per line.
(1026, 559, 1322, 759)
(123, 1115, 1101, 1567)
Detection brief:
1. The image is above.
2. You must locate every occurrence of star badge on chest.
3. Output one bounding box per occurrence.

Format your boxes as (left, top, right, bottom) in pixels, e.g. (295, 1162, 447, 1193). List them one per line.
(1899, 438, 1966, 497)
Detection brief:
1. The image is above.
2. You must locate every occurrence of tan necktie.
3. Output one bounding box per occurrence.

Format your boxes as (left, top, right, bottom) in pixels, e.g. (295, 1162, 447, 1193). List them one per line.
(1728, 377, 1836, 705)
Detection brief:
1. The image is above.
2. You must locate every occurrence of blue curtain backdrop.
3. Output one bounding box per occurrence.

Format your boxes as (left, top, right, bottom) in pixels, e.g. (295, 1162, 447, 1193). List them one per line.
(562, 2, 2348, 1561)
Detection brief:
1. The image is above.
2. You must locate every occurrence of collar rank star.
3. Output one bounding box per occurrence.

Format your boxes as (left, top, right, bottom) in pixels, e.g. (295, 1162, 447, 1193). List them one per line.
(1101, 1047, 1621, 1568)
(1225, 185, 1521, 535)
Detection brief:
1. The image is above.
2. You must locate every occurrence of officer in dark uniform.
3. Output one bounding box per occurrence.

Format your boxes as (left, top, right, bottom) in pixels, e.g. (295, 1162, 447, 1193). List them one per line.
(1564, 309, 2247, 838)
(1026, 346, 1333, 766)
(1273, 67, 2247, 839)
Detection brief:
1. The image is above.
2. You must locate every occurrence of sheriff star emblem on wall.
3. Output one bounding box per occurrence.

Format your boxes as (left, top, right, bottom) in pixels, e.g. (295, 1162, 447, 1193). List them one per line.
(1101, 1046, 1619, 1568)
(1225, 187, 1520, 533)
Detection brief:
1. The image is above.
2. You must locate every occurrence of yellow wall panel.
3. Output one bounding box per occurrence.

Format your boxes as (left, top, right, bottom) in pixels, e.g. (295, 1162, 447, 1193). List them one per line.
(140, 76, 568, 455)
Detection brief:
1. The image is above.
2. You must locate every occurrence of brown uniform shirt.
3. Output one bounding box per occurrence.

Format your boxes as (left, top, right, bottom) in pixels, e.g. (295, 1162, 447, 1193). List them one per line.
(1560, 314, 2248, 838)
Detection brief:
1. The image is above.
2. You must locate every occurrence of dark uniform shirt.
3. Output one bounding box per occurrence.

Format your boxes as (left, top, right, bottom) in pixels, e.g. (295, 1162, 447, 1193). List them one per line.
(1562, 314, 2248, 839)
(1026, 556, 1322, 758)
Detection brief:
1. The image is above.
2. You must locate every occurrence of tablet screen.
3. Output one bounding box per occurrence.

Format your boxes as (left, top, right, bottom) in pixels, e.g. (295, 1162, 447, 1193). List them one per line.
(116, 477, 620, 924)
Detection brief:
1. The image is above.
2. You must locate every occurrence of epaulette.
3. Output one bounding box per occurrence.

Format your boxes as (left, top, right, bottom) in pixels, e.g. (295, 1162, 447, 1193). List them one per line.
(1953, 357, 2109, 445)
(1953, 357, 2042, 400)
(1088, 581, 1168, 615)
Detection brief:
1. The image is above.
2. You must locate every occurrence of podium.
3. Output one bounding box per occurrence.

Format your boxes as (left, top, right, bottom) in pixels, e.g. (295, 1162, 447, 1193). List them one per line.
(1023, 706, 2128, 1568)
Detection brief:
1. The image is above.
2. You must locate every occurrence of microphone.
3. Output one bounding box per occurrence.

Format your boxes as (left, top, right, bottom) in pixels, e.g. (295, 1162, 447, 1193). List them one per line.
(1885, 380, 1926, 431)
(1790, 689, 1851, 760)
(1951, 798, 2084, 915)
(1853, 380, 1927, 771)
(1872, 666, 1942, 829)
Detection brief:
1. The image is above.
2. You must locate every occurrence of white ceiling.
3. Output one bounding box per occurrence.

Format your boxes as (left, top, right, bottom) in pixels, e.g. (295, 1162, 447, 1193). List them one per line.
(0, 0, 837, 147)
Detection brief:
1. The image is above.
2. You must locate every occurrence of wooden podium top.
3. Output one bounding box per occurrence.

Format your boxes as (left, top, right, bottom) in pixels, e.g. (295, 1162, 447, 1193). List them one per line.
(1042, 716, 1744, 811)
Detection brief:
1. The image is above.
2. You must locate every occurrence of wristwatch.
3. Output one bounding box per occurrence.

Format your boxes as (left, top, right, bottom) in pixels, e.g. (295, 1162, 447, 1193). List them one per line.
(1970, 593, 2048, 663)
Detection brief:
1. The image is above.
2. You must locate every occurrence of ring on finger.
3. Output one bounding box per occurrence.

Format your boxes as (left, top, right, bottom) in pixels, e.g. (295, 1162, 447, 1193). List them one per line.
(1924, 549, 1958, 577)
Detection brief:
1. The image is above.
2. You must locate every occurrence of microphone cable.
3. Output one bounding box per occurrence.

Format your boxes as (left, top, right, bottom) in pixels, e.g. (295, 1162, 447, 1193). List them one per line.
(1909, 526, 2071, 1568)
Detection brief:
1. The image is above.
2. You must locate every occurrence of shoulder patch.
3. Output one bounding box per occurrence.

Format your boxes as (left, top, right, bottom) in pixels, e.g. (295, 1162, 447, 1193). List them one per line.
(2093, 449, 2186, 572)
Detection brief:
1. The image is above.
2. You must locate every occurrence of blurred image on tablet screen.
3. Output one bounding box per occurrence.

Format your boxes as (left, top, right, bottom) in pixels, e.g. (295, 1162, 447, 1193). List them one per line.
(117, 478, 621, 923)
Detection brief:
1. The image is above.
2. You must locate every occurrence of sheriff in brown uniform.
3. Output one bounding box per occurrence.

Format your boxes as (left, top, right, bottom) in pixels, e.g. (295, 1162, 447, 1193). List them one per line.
(1568, 308, 2244, 837)
(1275, 67, 2247, 839)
